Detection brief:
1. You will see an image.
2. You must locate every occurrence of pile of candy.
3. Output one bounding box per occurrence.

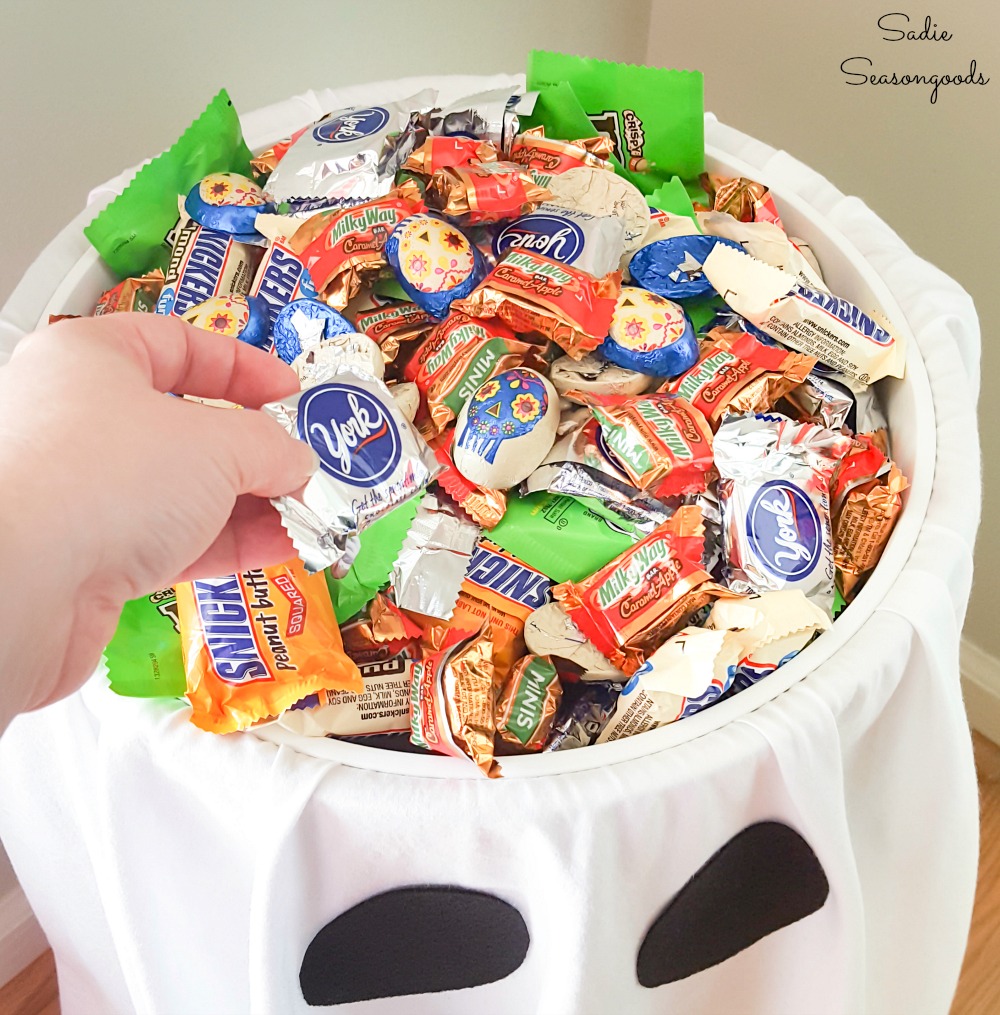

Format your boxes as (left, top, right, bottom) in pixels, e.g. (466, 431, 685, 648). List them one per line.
(89, 54, 908, 776)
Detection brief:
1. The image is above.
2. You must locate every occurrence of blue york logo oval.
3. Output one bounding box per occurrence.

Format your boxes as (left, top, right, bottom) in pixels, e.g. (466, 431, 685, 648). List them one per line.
(746, 480, 822, 580)
(494, 215, 585, 265)
(312, 107, 390, 144)
(298, 383, 401, 488)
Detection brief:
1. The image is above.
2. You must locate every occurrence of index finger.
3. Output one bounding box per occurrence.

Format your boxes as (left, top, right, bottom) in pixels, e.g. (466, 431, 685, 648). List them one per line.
(100, 312, 300, 407)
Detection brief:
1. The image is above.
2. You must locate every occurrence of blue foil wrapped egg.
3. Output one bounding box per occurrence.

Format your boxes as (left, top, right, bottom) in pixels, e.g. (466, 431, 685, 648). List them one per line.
(181, 295, 271, 350)
(628, 234, 744, 300)
(272, 299, 356, 364)
(384, 213, 486, 320)
(601, 286, 699, 379)
(184, 173, 273, 242)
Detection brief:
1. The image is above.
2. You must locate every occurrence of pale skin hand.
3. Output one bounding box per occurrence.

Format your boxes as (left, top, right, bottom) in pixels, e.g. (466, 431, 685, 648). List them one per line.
(0, 313, 317, 727)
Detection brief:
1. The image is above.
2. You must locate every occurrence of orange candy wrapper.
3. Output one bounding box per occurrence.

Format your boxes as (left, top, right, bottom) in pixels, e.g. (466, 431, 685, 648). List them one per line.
(178, 559, 362, 733)
(354, 302, 434, 364)
(454, 249, 621, 360)
(509, 127, 614, 181)
(424, 160, 550, 225)
(94, 269, 165, 316)
(404, 136, 499, 175)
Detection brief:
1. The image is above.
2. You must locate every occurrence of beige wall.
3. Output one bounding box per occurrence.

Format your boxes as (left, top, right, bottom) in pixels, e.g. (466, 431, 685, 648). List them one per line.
(0, 0, 651, 931)
(648, 0, 999, 653)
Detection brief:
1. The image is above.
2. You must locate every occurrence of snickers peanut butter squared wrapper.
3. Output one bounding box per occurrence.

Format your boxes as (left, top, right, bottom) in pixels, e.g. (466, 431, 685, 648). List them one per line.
(262, 364, 440, 575)
(701, 244, 905, 384)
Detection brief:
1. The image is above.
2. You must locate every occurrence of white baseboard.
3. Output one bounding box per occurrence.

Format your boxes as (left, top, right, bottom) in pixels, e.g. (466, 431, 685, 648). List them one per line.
(0, 885, 47, 989)
(961, 636, 1000, 746)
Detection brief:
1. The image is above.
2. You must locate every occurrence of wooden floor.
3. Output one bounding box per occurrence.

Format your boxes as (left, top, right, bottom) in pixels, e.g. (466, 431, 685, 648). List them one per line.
(2, 732, 1000, 1014)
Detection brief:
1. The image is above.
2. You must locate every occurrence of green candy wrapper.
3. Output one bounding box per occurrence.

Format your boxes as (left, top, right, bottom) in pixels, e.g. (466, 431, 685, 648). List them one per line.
(325, 494, 425, 623)
(647, 176, 699, 224)
(527, 50, 704, 191)
(85, 90, 254, 279)
(489, 492, 633, 584)
(104, 588, 185, 698)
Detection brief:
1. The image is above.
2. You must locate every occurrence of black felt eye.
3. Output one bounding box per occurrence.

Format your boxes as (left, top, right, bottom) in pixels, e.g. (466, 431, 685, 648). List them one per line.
(637, 821, 829, 988)
(300, 885, 530, 1006)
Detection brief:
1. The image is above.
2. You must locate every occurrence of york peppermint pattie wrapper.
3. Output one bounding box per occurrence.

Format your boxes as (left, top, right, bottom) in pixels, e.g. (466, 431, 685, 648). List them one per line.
(262, 364, 440, 575)
(702, 244, 906, 384)
(714, 414, 852, 613)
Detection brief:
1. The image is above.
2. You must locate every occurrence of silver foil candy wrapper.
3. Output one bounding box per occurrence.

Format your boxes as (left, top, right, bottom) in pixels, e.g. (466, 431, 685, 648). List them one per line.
(262, 362, 440, 575)
(391, 493, 480, 621)
(714, 413, 852, 613)
(431, 89, 537, 154)
(265, 91, 437, 213)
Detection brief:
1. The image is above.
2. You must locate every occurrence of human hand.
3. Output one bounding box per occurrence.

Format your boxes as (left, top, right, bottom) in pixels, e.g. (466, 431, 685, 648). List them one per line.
(0, 313, 316, 717)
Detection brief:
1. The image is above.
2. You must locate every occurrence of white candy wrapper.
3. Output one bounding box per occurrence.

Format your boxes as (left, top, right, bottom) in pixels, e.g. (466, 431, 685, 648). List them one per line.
(544, 166, 651, 253)
(291, 334, 385, 385)
(696, 211, 828, 291)
(523, 602, 625, 681)
(264, 91, 437, 212)
(391, 494, 480, 621)
(702, 244, 905, 384)
(278, 654, 413, 737)
(262, 364, 441, 575)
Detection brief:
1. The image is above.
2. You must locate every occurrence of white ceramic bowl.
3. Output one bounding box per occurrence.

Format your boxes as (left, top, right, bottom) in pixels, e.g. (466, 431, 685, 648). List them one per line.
(33, 118, 933, 780)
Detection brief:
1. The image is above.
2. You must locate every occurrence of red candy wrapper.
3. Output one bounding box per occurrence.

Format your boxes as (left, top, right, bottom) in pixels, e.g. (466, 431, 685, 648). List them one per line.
(454, 249, 621, 360)
(404, 136, 499, 175)
(424, 160, 550, 225)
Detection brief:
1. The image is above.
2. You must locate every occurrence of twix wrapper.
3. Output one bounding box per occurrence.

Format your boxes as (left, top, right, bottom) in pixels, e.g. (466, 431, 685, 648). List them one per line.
(177, 559, 363, 734)
(410, 626, 500, 777)
(555, 519, 738, 675)
(832, 433, 907, 599)
(454, 249, 621, 360)
(291, 194, 420, 309)
(95, 269, 165, 316)
(659, 328, 816, 429)
(580, 392, 715, 498)
(424, 160, 550, 225)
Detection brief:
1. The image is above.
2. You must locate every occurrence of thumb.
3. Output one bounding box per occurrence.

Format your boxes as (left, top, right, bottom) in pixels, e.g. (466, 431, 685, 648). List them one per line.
(204, 403, 319, 498)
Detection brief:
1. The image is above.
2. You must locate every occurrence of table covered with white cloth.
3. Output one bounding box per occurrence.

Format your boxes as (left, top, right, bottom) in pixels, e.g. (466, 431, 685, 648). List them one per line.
(0, 75, 983, 1015)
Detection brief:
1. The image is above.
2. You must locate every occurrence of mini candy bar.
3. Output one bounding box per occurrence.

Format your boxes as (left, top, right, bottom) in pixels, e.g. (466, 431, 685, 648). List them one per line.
(659, 328, 816, 429)
(404, 136, 499, 175)
(627, 234, 744, 301)
(546, 680, 621, 751)
(291, 195, 419, 309)
(554, 520, 735, 675)
(184, 172, 272, 241)
(249, 236, 318, 332)
(384, 213, 487, 320)
(698, 174, 784, 229)
(544, 166, 650, 253)
(454, 248, 621, 360)
(493, 203, 626, 278)
(601, 286, 699, 378)
(392, 493, 481, 620)
(453, 368, 560, 489)
(527, 50, 705, 186)
(409, 627, 499, 777)
(714, 414, 853, 612)
(509, 127, 613, 188)
(404, 313, 535, 435)
(177, 559, 362, 734)
(340, 593, 424, 662)
(104, 588, 185, 698)
(581, 392, 715, 498)
(272, 298, 355, 363)
(262, 363, 440, 574)
(496, 654, 562, 750)
(264, 91, 436, 212)
(423, 160, 550, 225)
(94, 269, 165, 316)
(156, 214, 263, 318)
(355, 302, 434, 363)
(831, 434, 907, 599)
(279, 652, 414, 737)
(701, 244, 906, 384)
(181, 294, 271, 349)
(524, 602, 624, 680)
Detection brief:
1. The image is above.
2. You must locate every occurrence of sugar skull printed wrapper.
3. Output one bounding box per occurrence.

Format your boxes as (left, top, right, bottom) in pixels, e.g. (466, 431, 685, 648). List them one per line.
(601, 286, 699, 378)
